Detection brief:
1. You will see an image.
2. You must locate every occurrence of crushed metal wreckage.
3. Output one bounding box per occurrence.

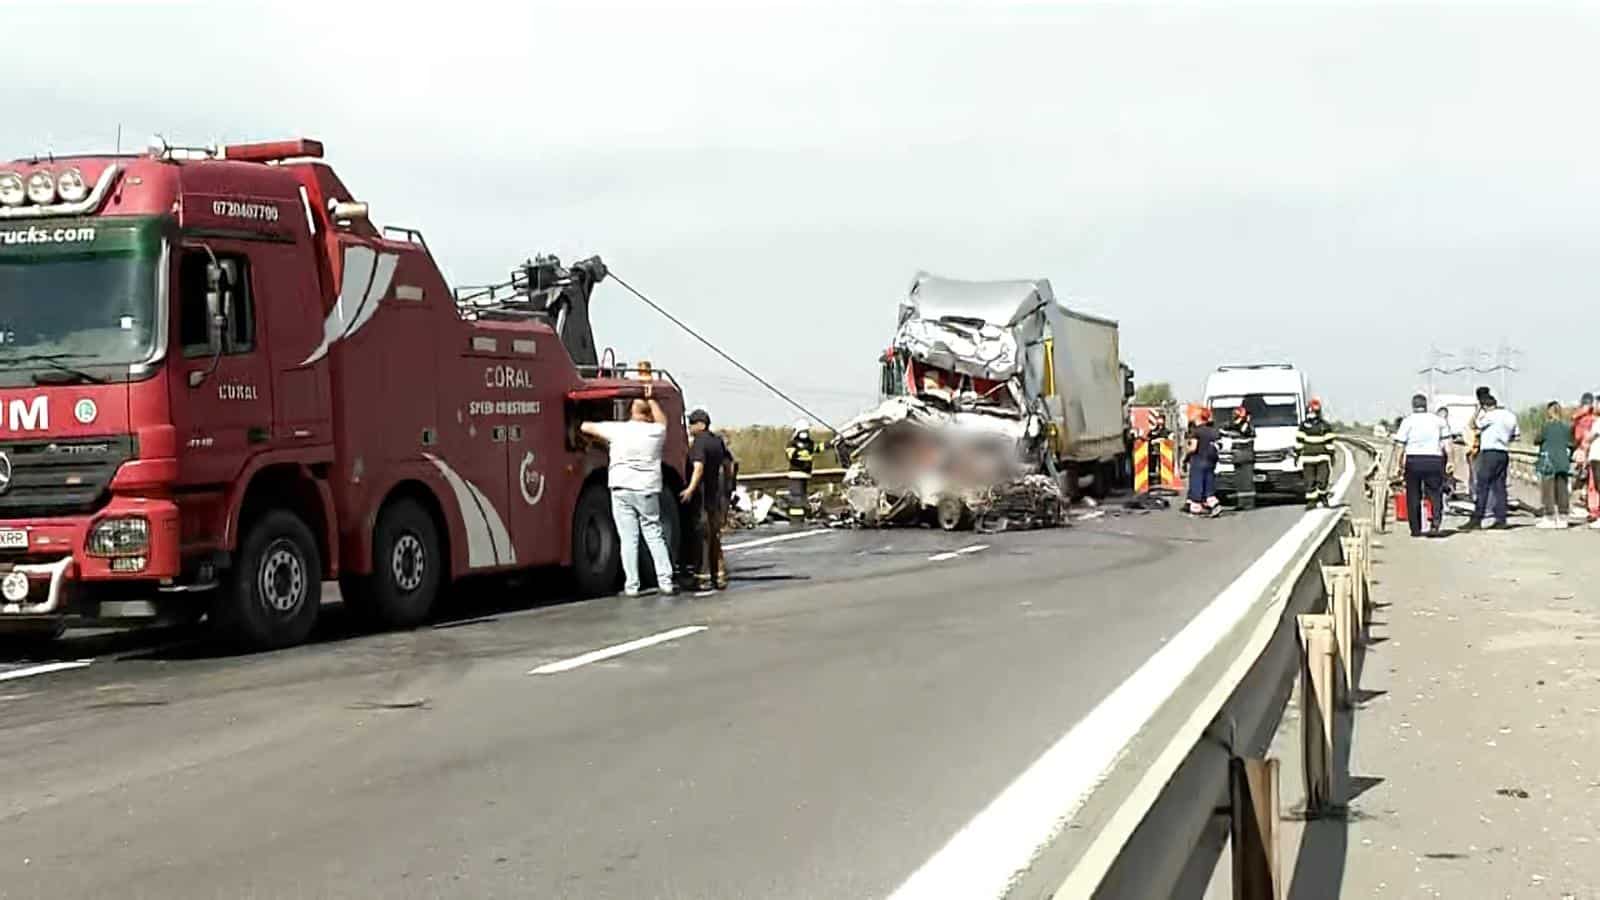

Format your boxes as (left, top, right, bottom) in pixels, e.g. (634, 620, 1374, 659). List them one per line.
(833, 396, 1066, 532)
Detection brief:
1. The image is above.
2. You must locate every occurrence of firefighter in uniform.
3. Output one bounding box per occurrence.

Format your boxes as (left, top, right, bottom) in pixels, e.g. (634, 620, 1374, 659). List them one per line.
(1296, 398, 1335, 508)
(785, 421, 818, 521)
(1223, 405, 1257, 510)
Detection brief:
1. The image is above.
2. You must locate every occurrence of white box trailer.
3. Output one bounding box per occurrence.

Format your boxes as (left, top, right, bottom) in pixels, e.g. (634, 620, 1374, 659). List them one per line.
(883, 273, 1132, 496)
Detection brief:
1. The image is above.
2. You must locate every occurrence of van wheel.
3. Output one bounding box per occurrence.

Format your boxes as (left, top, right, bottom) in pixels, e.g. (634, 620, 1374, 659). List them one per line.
(345, 499, 442, 629)
(571, 483, 621, 596)
(213, 510, 321, 651)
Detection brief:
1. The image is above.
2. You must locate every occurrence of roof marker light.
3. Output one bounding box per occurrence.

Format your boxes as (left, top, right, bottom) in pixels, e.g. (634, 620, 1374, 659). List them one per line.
(55, 168, 88, 203)
(24, 171, 56, 205)
(0, 172, 24, 207)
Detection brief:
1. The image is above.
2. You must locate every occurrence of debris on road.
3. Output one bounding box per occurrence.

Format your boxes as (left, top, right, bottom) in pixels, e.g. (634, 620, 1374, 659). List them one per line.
(833, 397, 1065, 532)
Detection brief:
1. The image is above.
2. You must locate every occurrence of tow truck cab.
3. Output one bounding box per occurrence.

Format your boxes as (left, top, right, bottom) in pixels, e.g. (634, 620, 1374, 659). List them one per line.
(0, 139, 685, 648)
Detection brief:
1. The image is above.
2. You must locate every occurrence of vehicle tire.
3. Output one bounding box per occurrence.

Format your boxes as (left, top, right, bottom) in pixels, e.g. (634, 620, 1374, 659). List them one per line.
(212, 510, 322, 651)
(936, 496, 971, 531)
(571, 483, 621, 597)
(345, 498, 443, 630)
(0, 620, 66, 658)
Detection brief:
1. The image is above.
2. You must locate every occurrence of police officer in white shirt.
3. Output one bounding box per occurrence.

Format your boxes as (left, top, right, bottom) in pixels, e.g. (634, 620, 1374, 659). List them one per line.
(1395, 393, 1451, 537)
(1466, 393, 1520, 530)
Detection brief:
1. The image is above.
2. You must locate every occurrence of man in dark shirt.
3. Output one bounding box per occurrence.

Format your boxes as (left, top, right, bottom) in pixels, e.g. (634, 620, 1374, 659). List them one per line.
(680, 409, 734, 590)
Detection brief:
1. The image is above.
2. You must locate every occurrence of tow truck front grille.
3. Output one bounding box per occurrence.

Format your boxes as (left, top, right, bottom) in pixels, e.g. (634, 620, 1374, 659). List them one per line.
(1254, 449, 1290, 464)
(0, 437, 133, 518)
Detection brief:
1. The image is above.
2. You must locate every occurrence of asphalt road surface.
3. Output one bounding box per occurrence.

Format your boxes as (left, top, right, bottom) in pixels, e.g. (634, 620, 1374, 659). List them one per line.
(0, 483, 1336, 899)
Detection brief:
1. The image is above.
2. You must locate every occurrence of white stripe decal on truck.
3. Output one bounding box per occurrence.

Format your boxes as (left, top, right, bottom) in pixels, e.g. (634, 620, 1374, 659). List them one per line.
(424, 454, 516, 568)
(299, 246, 399, 366)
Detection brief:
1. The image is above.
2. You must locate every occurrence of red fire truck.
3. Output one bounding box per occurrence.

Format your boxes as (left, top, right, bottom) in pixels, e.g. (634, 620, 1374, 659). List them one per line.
(0, 138, 686, 649)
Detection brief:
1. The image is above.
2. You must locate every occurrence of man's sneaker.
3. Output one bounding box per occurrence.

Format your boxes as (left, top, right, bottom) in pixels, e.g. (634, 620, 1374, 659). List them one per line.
(1459, 521, 1481, 532)
(1590, 518, 1600, 530)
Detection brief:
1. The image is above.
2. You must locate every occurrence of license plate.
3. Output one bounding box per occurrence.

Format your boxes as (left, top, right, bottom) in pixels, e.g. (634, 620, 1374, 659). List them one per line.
(0, 529, 27, 550)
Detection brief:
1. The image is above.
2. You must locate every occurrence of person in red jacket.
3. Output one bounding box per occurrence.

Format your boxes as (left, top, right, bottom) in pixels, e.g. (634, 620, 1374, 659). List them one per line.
(1575, 393, 1596, 522)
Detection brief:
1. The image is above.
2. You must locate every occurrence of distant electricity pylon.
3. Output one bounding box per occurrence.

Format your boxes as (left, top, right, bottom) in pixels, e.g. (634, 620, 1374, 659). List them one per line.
(1417, 343, 1521, 404)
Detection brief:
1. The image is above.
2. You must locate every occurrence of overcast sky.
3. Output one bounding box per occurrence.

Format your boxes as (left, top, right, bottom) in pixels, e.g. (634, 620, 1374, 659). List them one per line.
(12, 1, 1599, 425)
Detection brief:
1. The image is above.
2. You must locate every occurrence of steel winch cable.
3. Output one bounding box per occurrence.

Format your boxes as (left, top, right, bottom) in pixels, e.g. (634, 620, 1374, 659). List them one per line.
(607, 271, 841, 434)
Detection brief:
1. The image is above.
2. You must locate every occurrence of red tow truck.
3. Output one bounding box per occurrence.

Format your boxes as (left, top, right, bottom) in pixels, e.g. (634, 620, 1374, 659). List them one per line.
(0, 138, 686, 649)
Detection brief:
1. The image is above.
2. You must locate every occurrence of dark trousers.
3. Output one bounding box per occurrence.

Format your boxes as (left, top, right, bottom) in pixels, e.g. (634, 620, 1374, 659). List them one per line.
(786, 475, 810, 518)
(1471, 449, 1509, 525)
(1188, 461, 1216, 505)
(1302, 459, 1332, 507)
(1404, 455, 1445, 535)
(1540, 475, 1569, 517)
(1233, 463, 1257, 509)
(697, 501, 727, 588)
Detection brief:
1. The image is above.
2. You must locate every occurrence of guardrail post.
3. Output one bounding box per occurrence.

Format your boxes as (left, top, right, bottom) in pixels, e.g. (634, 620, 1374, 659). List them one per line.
(1321, 565, 1356, 705)
(1230, 756, 1281, 900)
(1338, 537, 1366, 636)
(1296, 613, 1337, 816)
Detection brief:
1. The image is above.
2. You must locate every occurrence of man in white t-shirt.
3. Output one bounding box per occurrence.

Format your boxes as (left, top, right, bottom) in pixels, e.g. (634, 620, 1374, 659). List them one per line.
(1395, 393, 1451, 537)
(580, 381, 676, 596)
(1465, 394, 1520, 531)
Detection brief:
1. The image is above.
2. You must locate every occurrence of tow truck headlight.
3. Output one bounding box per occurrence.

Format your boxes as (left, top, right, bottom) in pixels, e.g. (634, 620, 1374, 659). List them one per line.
(24, 170, 56, 205)
(1, 571, 28, 602)
(55, 167, 88, 203)
(88, 516, 150, 557)
(0, 172, 25, 207)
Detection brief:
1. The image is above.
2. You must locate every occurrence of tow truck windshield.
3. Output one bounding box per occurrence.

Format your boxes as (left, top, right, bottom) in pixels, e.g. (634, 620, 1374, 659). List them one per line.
(0, 217, 162, 384)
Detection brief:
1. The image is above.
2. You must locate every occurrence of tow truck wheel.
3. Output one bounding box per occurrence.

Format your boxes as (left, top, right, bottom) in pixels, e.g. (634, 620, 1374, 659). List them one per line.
(346, 498, 441, 629)
(213, 510, 322, 651)
(572, 483, 621, 596)
(0, 621, 67, 657)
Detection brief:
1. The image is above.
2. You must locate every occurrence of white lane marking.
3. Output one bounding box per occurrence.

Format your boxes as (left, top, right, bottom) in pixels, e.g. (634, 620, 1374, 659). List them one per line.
(725, 528, 829, 552)
(526, 626, 707, 676)
(930, 544, 988, 562)
(0, 660, 91, 683)
(888, 444, 1357, 899)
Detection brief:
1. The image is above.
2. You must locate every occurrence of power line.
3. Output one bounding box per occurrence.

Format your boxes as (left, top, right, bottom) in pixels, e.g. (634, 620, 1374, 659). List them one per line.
(607, 271, 842, 433)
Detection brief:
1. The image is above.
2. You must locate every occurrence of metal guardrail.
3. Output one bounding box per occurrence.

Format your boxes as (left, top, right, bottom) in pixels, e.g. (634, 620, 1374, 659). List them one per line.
(1026, 436, 1382, 899)
(735, 468, 847, 491)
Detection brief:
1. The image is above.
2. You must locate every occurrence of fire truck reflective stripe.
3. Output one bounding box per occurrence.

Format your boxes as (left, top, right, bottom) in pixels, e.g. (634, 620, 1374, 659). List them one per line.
(471, 337, 497, 352)
(512, 339, 537, 354)
(424, 453, 516, 568)
(299, 246, 399, 366)
(395, 285, 424, 302)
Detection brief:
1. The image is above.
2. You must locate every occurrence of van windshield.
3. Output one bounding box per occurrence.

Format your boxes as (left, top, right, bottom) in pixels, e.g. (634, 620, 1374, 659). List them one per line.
(1210, 393, 1300, 427)
(0, 218, 162, 379)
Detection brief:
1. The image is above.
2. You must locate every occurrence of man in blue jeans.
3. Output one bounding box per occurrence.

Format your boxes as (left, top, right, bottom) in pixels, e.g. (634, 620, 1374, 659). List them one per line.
(1464, 393, 1519, 531)
(580, 381, 676, 596)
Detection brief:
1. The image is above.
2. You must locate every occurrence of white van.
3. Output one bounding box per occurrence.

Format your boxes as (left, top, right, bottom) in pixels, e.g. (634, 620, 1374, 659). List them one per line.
(1202, 364, 1311, 498)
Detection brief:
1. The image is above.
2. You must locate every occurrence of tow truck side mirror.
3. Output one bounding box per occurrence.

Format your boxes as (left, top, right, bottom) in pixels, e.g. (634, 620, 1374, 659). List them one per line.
(188, 261, 231, 388)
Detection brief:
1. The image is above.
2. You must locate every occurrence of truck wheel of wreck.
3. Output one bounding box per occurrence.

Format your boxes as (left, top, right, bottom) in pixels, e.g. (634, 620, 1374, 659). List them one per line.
(214, 510, 322, 651)
(572, 483, 622, 596)
(936, 497, 971, 531)
(348, 498, 441, 629)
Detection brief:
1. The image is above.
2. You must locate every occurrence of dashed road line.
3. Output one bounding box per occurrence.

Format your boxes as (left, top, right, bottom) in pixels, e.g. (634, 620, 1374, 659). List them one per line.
(526, 626, 708, 676)
(725, 528, 830, 552)
(929, 544, 988, 562)
(0, 660, 92, 683)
